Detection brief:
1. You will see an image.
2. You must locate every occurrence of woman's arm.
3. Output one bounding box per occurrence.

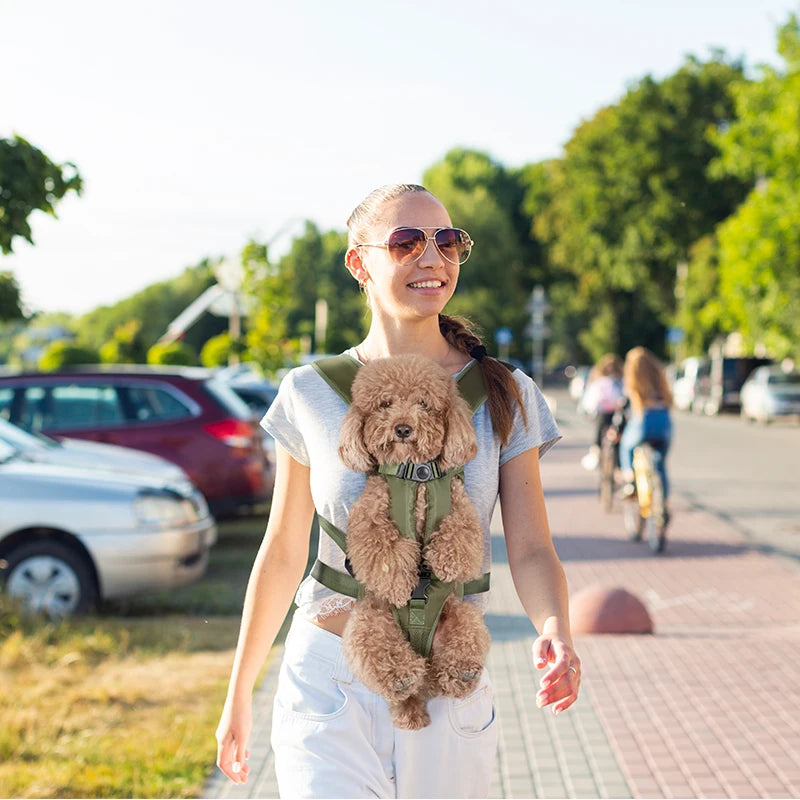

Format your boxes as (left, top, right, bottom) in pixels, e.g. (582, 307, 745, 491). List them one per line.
(215, 443, 316, 783)
(499, 447, 580, 715)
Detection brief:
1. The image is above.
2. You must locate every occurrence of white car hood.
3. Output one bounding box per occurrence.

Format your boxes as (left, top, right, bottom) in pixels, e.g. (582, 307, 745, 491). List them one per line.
(54, 438, 188, 482)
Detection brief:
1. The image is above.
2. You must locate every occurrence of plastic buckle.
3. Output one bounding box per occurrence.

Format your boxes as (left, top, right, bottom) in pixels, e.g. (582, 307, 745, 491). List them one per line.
(411, 566, 432, 601)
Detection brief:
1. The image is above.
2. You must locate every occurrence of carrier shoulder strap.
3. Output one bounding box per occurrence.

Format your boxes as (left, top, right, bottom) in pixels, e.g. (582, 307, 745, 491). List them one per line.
(312, 353, 497, 413)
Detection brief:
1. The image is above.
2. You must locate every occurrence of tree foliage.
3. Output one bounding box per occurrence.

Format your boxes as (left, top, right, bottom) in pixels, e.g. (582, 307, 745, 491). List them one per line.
(0, 135, 82, 255)
(0, 271, 24, 323)
(536, 55, 749, 361)
(709, 14, 800, 359)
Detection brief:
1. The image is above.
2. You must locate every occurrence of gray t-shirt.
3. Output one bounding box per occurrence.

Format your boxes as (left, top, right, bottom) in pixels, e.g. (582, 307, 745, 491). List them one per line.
(261, 349, 561, 621)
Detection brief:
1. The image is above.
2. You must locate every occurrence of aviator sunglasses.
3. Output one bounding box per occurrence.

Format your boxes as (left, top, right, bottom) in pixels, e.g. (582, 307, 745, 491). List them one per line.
(356, 227, 474, 266)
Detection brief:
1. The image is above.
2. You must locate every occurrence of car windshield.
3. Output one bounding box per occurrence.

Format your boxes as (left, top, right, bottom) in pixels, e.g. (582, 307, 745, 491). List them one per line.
(0, 438, 19, 463)
(0, 418, 58, 450)
(768, 372, 800, 386)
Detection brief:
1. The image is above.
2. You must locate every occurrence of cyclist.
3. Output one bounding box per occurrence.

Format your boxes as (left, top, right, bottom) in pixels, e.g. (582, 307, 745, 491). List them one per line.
(616, 347, 673, 503)
(580, 354, 624, 471)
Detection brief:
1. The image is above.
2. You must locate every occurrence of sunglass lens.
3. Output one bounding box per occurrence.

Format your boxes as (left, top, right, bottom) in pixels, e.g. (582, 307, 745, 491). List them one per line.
(435, 228, 472, 264)
(387, 228, 426, 265)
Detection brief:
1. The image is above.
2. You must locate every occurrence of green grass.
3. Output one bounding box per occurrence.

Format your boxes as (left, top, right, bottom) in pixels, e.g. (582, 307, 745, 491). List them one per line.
(0, 512, 319, 798)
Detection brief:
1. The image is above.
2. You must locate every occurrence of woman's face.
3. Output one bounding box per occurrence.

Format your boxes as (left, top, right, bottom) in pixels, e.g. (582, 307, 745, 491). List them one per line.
(351, 192, 460, 322)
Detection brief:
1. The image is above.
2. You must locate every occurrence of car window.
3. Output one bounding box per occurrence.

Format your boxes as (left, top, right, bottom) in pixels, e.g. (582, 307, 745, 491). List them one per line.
(768, 373, 800, 386)
(29, 384, 127, 430)
(203, 377, 254, 420)
(121, 385, 194, 422)
(0, 387, 13, 421)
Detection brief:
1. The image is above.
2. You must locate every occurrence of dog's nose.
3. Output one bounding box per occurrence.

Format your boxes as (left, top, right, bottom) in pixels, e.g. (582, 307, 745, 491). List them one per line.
(394, 423, 412, 440)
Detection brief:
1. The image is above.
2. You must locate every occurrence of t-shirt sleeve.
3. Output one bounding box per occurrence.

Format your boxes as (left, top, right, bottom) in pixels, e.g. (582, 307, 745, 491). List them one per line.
(260, 369, 310, 466)
(499, 371, 562, 465)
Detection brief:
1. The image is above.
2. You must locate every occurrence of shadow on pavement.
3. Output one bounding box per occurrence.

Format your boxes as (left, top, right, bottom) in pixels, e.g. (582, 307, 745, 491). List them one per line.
(485, 612, 537, 641)
(552, 534, 753, 561)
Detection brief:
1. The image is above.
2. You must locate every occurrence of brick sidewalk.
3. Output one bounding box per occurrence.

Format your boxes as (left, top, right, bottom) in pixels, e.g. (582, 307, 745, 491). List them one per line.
(205, 415, 800, 799)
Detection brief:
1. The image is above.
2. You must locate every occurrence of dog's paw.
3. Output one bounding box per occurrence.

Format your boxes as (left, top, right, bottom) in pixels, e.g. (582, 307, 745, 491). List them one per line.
(423, 540, 480, 584)
(429, 661, 483, 698)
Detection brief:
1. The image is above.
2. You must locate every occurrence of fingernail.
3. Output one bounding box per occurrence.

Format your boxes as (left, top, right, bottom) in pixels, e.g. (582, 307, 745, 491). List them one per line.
(541, 678, 551, 688)
(536, 657, 547, 666)
(536, 696, 545, 708)
(553, 707, 561, 716)
(232, 762, 241, 773)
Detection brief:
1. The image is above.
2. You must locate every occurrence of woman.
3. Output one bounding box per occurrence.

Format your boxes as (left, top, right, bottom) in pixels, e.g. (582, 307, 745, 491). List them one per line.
(215, 183, 580, 798)
(579, 353, 624, 471)
(618, 346, 673, 499)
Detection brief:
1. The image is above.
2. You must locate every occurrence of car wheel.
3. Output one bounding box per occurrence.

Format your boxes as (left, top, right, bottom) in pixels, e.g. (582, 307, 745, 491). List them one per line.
(4, 540, 97, 617)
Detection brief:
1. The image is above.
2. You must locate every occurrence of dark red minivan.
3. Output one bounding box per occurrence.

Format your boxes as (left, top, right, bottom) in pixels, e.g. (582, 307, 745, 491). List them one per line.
(0, 366, 274, 518)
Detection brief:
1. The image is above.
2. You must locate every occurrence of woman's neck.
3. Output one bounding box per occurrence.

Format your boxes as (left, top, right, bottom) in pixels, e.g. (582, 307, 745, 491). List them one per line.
(357, 318, 456, 367)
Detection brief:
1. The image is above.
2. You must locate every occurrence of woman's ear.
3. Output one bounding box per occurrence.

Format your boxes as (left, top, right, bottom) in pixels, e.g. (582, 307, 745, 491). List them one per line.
(440, 394, 478, 470)
(345, 248, 369, 286)
(338, 406, 374, 472)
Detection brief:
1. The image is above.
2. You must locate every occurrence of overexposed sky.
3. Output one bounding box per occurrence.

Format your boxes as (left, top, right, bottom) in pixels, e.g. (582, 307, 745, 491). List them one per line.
(2, 0, 796, 315)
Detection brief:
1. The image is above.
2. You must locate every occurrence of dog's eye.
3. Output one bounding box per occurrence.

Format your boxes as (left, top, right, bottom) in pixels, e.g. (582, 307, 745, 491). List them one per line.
(418, 399, 429, 410)
(379, 399, 392, 409)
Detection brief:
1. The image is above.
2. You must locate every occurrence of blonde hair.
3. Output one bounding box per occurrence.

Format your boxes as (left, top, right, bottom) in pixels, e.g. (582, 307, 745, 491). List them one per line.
(623, 347, 673, 412)
(346, 184, 527, 445)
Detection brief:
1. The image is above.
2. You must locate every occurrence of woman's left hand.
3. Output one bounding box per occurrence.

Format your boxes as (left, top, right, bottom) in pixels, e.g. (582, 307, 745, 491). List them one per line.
(533, 634, 581, 715)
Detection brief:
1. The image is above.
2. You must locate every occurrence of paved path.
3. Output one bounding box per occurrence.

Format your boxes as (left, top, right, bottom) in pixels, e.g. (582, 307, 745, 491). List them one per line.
(205, 406, 800, 799)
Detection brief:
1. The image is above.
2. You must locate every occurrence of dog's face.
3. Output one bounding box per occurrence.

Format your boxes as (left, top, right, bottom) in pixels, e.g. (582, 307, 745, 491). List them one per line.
(338, 354, 478, 472)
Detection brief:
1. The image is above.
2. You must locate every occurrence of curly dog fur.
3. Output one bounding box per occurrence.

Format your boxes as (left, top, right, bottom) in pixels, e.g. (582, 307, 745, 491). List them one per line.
(338, 354, 491, 730)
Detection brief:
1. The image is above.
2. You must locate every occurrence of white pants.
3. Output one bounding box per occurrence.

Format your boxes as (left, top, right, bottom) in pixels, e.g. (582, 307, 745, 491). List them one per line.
(270, 612, 499, 799)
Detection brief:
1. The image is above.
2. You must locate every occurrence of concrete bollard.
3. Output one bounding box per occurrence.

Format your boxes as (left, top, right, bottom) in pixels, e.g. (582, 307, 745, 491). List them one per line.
(569, 584, 653, 634)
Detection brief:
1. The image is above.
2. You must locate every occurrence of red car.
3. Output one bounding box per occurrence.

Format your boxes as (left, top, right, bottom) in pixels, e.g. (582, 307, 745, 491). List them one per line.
(0, 365, 274, 518)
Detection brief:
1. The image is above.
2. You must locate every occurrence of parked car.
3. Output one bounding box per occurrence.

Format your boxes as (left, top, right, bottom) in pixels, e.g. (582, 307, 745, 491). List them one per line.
(0, 438, 217, 616)
(694, 356, 773, 415)
(0, 417, 189, 484)
(740, 366, 800, 424)
(672, 357, 707, 412)
(0, 365, 274, 518)
(227, 379, 280, 420)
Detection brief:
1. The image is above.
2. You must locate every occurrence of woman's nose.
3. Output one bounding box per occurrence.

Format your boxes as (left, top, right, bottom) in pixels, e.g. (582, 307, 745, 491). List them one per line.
(417, 237, 444, 268)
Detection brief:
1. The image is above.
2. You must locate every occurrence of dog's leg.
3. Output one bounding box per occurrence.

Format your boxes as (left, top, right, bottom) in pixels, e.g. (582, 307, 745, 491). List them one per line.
(388, 692, 431, 730)
(347, 476, 421, 606)
(423, 480, 483, 583)
(343, 595, 427, 700)
(427, 596, 491, 698)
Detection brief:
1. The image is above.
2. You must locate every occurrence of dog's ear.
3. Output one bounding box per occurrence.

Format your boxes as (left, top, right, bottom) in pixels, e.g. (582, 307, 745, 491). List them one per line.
(338, 406, 374, 472)
(440, 393, 478, 469)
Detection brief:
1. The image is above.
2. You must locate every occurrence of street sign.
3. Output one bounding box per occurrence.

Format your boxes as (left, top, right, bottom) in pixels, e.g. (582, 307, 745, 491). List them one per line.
(495, 327, 513, 347)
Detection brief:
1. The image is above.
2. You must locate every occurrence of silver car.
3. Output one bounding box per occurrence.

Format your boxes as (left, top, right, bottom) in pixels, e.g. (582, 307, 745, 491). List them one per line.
(740, 366, 800, 424)
(0, 417, 189, 483)
(0, 438, 217, 616)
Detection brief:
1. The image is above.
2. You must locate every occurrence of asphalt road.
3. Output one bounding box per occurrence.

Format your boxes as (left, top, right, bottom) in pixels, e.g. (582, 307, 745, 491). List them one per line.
(551, 389, 800, 560)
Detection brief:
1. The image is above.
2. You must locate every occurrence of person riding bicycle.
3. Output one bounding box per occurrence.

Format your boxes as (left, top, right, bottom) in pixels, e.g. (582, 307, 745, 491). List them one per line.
(580, 354, 624, 471)
(614, 347, 673, 502)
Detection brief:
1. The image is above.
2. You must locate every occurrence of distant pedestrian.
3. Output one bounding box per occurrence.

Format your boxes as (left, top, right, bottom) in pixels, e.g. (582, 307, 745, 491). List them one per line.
(580, 353, 624, 470)
(214, 183, 581, 798)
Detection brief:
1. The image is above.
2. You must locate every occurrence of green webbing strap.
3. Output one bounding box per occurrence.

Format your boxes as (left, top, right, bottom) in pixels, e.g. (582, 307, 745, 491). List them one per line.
(311, 355, 363, 405)
(392, 578, 462, 658)
(463, 573, 490, 594)
(310, 559, 363, 599)
(456, 360, 488, 414)
(318, 515, 348, 553)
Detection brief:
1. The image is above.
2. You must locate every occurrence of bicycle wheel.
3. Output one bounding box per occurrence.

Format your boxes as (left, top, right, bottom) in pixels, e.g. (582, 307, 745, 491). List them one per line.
(622, 499, 643, 541)
(640, 446, 667, 554)
(599, 439, 615, 512)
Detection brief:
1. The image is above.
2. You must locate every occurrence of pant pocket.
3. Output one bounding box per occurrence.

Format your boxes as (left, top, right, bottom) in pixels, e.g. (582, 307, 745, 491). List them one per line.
(448, 671, 496, 738)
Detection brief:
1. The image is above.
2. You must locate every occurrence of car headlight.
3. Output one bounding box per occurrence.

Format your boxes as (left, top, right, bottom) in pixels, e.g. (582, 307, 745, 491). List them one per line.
(134, 490, 196, 527)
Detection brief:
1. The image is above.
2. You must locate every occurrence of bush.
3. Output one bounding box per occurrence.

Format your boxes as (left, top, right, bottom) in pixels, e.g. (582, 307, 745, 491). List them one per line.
(146, 340, 197, 366)
(200, 332, 232, 367)
(38, 340, 99, 371)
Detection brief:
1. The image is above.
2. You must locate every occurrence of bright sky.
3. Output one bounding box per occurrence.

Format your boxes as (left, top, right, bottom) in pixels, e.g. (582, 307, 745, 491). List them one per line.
(2, 0, 796, 316)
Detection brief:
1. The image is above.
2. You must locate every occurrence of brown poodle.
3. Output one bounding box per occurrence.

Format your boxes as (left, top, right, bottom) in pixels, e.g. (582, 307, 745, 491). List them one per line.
(338, 354, 491, 730)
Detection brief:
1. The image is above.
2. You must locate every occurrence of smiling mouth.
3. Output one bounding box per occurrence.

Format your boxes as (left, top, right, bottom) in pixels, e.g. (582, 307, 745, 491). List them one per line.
(408, 280, 446, 289)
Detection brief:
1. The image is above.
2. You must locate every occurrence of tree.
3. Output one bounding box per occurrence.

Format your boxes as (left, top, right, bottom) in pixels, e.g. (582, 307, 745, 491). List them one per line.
(99, 320, 146, 364)
(201, 332, 233, 367)
(0, 271, 24, 322)
(0, 135, 82, 254)
(710, 14, 800, 359)
(422, 149, 536, 358)
(536, 55, 749, 361)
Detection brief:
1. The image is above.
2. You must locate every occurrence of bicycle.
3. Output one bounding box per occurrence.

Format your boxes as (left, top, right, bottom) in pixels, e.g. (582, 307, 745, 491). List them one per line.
(598, 432, 618, 513)
(621, 442, 668, 553)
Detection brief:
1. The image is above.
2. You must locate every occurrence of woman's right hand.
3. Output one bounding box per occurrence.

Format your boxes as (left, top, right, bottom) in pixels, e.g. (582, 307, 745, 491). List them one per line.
(216, 696, 253, 784)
